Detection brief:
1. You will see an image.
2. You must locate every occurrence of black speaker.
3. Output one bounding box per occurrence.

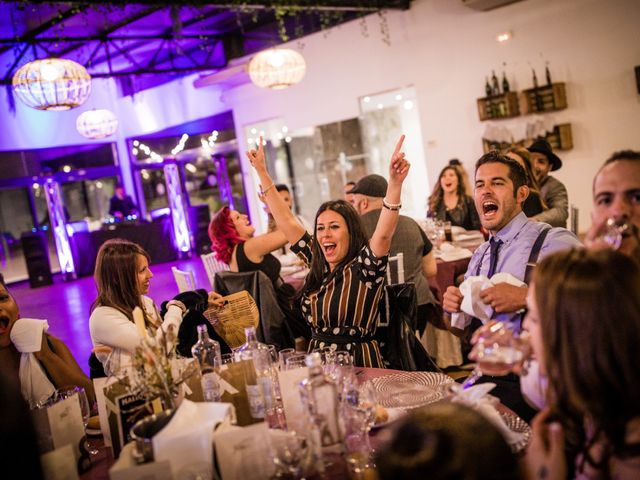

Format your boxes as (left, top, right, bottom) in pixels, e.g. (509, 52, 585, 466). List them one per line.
(188, 204, 211, 255)
(20, 232, 53, 288)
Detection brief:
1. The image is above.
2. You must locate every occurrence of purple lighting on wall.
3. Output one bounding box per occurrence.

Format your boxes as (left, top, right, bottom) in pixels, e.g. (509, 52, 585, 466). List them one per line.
(164, 163, 191, 253)
(43, 178, 76, 279)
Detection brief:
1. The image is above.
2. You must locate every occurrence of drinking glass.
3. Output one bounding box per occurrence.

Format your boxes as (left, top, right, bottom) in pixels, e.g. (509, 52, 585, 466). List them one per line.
(278, 348, 296, 371)
(461, 322, 525, 389)
(285, 353, 308, 370)
(56, 386, 98, 456)
(601, 217, 630, 250)
(342, 381, 377, 457)
(215, 353, 235, 367)
(267, 429, 309, 479)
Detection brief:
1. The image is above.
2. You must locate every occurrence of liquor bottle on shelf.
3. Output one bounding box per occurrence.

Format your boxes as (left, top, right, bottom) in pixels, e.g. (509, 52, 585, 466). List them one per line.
(191, 324, 222, 402)
(491, 70, 500, 96)
(485, 77, 492, 97)
(545, 62, 552, 86)
(502, 72, 510, 93)
(532, 68, 544, 111)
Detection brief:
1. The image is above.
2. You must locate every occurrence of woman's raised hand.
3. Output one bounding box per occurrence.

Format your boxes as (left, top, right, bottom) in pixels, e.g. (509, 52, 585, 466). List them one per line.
(389, 134, 410, 184)
(246, 136, 267, 173)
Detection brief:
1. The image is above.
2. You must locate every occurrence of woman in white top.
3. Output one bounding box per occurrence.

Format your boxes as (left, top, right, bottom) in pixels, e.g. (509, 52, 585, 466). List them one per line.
(89, 239, 186, 373)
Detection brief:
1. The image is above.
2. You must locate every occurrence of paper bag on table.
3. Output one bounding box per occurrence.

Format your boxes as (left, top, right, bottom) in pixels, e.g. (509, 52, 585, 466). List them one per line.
(31, 394, 88, 473)
(103, 378, 164, 458)
(152, 399, 233, 479)
(214, 422, 274, 480)
(277, 367, 309, 433)
(217, 359, 262, 426)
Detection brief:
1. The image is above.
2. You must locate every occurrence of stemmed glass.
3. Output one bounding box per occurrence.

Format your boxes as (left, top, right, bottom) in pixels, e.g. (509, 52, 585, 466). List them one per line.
(601, 217, 630, 250)
(343, 380, 377, 462)
(461, 321, 525, 389)
(56, 386, 99, 456)
(267, 429, 309, 479)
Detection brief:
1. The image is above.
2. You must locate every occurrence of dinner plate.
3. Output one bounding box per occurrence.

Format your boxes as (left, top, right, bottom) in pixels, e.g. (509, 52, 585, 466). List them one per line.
(371, 372, 454, 409)
(500, 411, 532, 453)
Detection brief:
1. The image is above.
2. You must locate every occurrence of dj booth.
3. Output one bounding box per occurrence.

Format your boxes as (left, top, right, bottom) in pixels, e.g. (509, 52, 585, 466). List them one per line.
(72, 216, 177, 277)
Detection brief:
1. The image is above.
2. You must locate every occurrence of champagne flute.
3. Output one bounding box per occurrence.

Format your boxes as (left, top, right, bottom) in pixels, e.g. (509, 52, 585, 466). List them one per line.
(56, 386, 99, 456)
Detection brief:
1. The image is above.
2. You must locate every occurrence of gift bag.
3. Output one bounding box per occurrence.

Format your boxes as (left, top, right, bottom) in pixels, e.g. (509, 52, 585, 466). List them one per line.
(103, 379, 164, 458)
(31, 394, 88, 473)
(217, 359, 262, 427)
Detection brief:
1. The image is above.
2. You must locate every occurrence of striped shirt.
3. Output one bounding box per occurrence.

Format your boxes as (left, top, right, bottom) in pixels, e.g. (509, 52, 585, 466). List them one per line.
(290, 232, 388, 368)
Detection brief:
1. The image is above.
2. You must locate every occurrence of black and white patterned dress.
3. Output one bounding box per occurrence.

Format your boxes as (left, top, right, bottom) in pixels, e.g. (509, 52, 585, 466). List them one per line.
(290, 232, 388, 368)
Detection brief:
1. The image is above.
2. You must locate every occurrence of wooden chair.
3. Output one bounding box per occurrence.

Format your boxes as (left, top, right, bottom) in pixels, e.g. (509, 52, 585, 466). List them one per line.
(200, 252, 230, 289)
(171, 266, 196, 293)
(386, 252, 405, 285)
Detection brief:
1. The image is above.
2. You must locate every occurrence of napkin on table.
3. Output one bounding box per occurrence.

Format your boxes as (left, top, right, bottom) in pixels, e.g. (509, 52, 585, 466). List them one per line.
(448, 382, 526, 446)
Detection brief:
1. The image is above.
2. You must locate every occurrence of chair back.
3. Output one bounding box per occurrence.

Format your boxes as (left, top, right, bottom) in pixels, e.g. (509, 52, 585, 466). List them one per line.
(171, 266, 196, 293)
(386, 252, 405, 284)
(570, 204, 579, 235)
(376, 282, 440, 372)
(201, 252, 230, 289)
(213, 270, 294, 350)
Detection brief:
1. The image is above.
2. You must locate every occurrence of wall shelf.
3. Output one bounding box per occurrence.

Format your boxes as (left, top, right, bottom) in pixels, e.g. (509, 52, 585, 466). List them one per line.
(476, 91, 520, 121)
(482, 123, 573, 153)
(521, 82, 567, 114)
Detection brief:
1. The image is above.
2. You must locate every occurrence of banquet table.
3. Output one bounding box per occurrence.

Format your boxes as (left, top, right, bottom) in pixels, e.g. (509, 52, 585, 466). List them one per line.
(79, 367, 526, 480)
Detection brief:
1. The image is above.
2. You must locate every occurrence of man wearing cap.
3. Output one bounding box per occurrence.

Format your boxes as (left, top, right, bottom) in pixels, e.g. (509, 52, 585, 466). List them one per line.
(350, 174, 438, 336)
(528, 139, 569, 228)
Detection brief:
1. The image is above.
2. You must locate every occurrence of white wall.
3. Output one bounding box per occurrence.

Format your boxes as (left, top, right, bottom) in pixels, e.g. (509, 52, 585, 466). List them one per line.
(1, 0, 639, 231)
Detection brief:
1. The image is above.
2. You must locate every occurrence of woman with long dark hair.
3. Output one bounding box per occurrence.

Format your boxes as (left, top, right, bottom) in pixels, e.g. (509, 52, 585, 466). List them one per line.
(523, 249, 640, 479)
(248, 136, 410, 367)
(427, 165, 480, 230)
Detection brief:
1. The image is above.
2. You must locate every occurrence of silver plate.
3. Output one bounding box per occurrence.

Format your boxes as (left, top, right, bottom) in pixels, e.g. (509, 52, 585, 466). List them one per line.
(371, 372, 454, 409)
(500, 410, 532, 453)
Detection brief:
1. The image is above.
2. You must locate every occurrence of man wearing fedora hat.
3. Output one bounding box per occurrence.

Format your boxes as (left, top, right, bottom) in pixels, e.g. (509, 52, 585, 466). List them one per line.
(528, 138, 569, 228)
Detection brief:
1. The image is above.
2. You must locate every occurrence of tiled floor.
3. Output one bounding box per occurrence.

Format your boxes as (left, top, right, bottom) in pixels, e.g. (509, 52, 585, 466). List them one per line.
(7, 257, 212, 376)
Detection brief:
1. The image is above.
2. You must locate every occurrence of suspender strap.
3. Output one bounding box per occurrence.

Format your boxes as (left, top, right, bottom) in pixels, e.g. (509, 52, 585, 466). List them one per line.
(524, 226, 551, 286)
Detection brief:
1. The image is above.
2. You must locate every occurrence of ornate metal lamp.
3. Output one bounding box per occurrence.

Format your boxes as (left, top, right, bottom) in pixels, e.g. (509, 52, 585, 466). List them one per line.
(12, 58, 91, 111)
(248, 48, 306, 90)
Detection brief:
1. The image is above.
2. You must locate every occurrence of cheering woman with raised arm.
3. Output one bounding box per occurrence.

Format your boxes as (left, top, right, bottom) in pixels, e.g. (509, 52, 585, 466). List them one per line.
(248, 136, 410, 367)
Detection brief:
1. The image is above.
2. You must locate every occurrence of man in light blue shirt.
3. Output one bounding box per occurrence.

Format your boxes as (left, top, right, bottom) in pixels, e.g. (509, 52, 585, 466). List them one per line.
(443, 152, 580, 332)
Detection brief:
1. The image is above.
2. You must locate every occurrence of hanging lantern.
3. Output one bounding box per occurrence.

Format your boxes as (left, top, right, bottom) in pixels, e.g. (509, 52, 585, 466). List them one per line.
(248, 48, 306, 90)
(12, 58, 91, 111)
(76, 109, 118, 139)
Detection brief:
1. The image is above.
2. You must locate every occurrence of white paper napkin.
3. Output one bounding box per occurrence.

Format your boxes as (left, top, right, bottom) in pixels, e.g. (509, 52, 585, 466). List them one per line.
(152, 399, 233, 478)
(449, 383, 526, 446)
(458, 273, 526, 323)
(10, 318, 48, 352)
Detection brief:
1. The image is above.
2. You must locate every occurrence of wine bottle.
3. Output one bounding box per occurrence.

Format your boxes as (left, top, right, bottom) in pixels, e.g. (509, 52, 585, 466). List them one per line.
(485, 77, 492, 97)
(491, 70, 500, 96)
(191, 325, 222, 402)
(545, 63, 552, 86)
(532, 68, 543, 111)
(502, 72, 510, 93)
(532, 68, 539, 89)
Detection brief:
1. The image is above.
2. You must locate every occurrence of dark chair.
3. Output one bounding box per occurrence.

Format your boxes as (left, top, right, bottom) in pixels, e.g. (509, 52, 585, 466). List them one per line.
(213, 271, 295, 350)
(88, 352, 106, 379)
(376, 283, 441, 372)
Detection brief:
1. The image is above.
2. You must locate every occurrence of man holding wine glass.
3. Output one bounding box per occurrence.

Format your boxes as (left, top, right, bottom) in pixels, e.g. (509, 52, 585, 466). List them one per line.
(442, 152, 579, 420)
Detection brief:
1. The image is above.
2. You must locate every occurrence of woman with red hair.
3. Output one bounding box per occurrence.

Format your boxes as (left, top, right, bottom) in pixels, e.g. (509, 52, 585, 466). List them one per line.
(208, 206, 310, 344)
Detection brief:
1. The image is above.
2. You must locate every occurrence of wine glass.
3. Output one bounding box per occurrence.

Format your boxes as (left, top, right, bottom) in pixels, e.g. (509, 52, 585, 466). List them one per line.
(56, 386, 99, 456)
(343, 381, 377, 458)
(267, 429, 309, 479)
(277, 348, 296, 371)
(461, 322, 525, 389)
(284, 353, 308, 370)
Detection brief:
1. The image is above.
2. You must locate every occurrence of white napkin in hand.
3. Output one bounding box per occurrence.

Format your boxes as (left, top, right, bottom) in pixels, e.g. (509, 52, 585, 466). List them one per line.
(10, 318, 49, 352)
(10, 318, 55, 407)
(449, 383, 526, 446)
(458, 273, 526, 323)
(152, 399, 233, 478)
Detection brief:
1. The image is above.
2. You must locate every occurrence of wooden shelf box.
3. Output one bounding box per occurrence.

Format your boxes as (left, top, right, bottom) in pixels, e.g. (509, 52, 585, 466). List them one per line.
(477, 91, 520, 121)
(521, 82, 568, 114)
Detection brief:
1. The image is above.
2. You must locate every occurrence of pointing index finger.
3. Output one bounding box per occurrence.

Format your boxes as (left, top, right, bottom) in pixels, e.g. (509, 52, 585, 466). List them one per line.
(393, 134, 405, 156)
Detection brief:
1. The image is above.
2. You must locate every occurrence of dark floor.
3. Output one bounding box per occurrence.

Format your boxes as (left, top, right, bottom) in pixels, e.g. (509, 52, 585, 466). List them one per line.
(8, 257, 211, 376)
